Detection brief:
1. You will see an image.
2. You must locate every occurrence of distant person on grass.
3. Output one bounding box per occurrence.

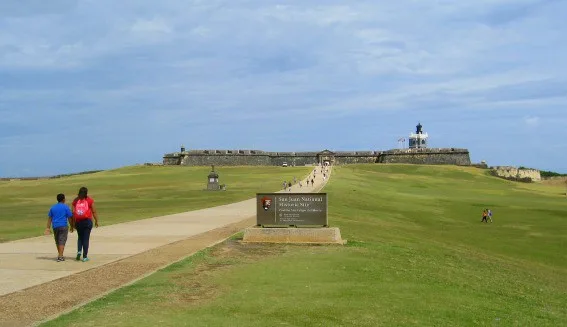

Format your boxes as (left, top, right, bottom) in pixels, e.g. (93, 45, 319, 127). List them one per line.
(72, 187, 99, 262)
(488, 209, 493, 223)
(45, 193, 74, 262)
(481, 209, 488, 223)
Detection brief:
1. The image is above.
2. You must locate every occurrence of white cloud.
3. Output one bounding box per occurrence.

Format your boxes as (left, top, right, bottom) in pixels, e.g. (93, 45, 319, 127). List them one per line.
(190, 26, 211, 38)
(130, 18, 172, 34)
(524, 116, 541, 127)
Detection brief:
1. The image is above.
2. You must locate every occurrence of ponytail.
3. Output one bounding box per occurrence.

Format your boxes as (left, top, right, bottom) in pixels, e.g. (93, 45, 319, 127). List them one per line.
(78, 187, 88, 199)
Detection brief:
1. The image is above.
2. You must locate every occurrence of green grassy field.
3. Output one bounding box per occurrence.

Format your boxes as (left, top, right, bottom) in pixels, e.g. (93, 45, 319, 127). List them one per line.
(0, 165, 310, 242)
(44, 165, 567, 326)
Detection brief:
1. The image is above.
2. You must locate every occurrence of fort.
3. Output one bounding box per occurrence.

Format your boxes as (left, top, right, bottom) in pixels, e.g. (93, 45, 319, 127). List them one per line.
(163, 123, 472, 167)
(163, 148, 472, 167)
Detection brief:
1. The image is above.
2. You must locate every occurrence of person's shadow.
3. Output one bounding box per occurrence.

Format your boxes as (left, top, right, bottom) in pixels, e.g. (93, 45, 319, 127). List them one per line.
(36, 256, 60, 261)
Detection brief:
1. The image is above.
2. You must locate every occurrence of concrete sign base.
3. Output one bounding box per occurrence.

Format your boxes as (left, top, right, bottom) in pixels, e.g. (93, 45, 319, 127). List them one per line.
(242, 227, 345, 245)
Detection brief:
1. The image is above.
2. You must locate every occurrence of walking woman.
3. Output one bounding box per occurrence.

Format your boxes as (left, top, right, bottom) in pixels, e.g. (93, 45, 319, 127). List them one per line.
(72, 187, 99, 262)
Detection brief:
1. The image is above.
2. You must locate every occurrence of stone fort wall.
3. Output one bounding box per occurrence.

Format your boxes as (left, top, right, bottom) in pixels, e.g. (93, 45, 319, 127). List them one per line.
(163, 148, 472, 167)
(377, 148, 471, 166)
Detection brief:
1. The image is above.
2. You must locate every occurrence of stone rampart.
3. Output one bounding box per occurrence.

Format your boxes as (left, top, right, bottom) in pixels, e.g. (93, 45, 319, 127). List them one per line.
(163, 154, 182, 165)
(376, 148, 471, 165)
(333, 153, 378, 165)
(270, 154, 319, 167)
(182, 154, 271, 166)
(163, 148, 471, 167)
(492, 166, 541, 182)
(163, 150, 323, 167)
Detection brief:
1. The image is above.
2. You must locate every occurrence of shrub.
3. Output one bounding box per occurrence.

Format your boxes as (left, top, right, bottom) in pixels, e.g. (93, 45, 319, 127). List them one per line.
(540, 170, 567, 178)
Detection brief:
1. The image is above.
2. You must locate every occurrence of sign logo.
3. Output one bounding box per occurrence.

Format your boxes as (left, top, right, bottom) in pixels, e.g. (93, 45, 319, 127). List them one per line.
(261, 196, 273, 211)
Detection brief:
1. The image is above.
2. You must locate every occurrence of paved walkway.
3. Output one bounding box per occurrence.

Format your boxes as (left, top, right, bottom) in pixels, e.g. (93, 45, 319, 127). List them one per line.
(0, 166, 332, 297)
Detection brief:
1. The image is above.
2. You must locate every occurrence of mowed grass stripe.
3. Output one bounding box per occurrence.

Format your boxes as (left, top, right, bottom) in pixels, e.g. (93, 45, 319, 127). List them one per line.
(0, 165, 311, 242)
(44, 164, 567, 326)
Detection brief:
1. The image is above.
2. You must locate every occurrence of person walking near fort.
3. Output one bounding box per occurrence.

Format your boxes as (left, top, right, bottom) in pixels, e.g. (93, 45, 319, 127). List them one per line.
(311, 178, 315, 187)
(45, 193, 74, 262)
(481, 209, 488, 223)
(72, 187, 99, 262)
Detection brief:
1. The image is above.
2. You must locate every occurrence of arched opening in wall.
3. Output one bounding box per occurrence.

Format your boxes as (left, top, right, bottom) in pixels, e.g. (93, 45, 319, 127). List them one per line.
(319, 156, 334, 166)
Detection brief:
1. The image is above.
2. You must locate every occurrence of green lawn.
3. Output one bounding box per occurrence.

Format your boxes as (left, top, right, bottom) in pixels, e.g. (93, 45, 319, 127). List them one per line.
(44, 165, 567, 326)
(0, 165, 310, 242)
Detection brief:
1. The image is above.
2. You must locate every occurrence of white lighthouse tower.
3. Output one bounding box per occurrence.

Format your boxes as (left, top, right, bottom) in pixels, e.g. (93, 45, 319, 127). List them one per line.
(409, 122, 428, 149)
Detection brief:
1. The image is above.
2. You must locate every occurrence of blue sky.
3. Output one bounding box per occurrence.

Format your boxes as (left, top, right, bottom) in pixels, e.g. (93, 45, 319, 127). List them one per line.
(1, 0, 566, 177)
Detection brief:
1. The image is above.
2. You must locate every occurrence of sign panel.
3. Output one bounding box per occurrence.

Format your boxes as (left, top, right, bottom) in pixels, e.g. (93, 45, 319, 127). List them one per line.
(256, 193, 328, 226)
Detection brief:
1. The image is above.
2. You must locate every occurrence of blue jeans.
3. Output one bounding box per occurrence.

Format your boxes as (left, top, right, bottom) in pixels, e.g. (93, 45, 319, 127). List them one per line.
(76, 219, 93, 258)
